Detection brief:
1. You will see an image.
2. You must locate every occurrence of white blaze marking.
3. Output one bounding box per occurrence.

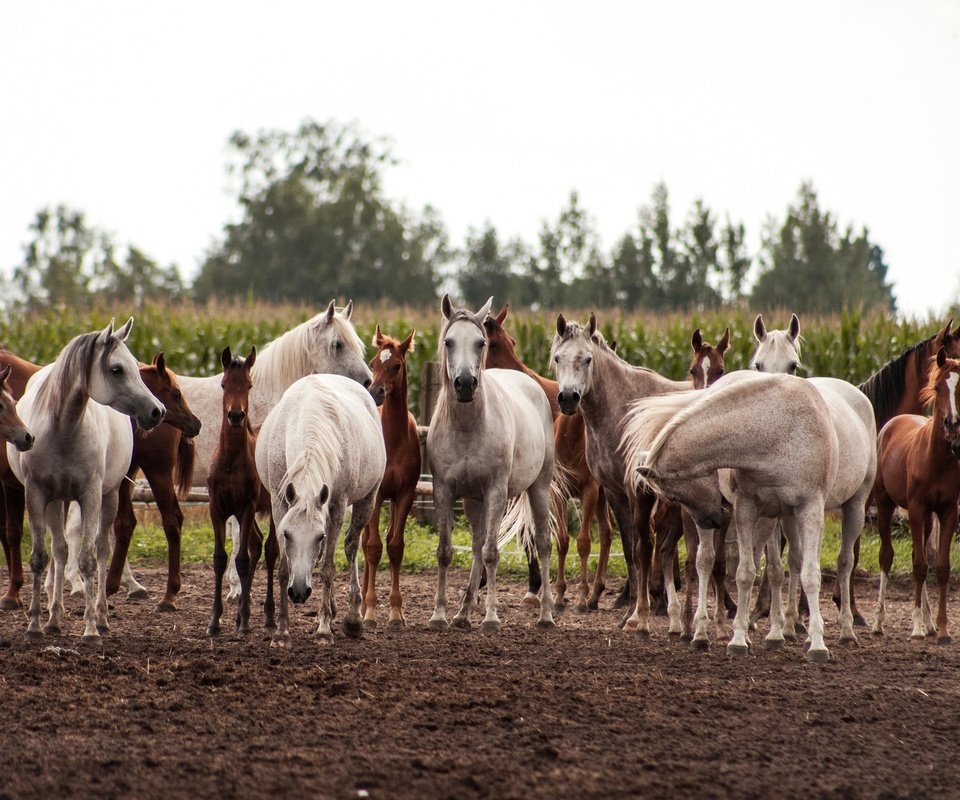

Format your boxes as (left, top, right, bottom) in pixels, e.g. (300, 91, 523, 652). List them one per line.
(701, 355, 711, 386)
(379, 349, 392, 363)
(948, 372, 959, 419)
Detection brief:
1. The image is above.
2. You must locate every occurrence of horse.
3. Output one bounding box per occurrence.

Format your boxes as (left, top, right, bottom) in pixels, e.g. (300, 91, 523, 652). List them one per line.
(0, 366, 33, 453)
(624, 369, 876, 662)
(427, 295, 556, 632)
(360, 326, 421, 627)
(482, 304, 615, 612)
(206, 346, 275, 636)
(553, 312, 689, 635)
(872, 347, 960, 642)
(256, 374, 385, 645)
(689, 327, 730, 389)
(750, 313, 801, 374)
(7, 319, 165, 641)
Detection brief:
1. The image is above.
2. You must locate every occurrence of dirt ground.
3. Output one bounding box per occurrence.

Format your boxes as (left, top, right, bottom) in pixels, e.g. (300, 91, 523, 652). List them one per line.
(0, 565, 958, 800)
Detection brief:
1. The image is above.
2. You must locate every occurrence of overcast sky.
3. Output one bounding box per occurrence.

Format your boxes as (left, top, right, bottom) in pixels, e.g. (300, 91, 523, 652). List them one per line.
(2, 1, 958, 317)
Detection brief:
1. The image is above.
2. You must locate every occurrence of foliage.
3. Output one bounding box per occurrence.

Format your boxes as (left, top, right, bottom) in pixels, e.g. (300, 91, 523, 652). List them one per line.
(193, 119, 446, 306)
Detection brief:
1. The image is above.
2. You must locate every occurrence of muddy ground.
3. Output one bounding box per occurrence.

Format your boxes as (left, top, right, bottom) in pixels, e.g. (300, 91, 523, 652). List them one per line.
(0, 565, 957, 800)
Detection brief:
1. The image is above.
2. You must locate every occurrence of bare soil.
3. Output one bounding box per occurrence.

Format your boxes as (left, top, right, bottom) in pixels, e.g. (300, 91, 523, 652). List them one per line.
(0, 565, 957, 800)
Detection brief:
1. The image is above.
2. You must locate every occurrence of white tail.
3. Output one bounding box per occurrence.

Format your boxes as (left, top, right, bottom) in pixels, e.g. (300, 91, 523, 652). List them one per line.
(496, 460, 578, 553)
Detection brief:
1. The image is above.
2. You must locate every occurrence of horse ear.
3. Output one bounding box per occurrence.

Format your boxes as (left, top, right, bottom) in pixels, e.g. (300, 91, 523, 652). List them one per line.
(717, 327, 731, 353)
(401, 329, 416, 354)
(556, 314, 567, 337)
(97, 318, 116, 346)
(342, 300, 354, 320)
(153, 352, 167, 375)
(753, 314, 766, 343)
(318, 484, 330, 507)
(935, 318, 954, 346)
(476, 296, 493, 321)
(0, 364, 10, 385)
(937, 346, 948, 368)
(284, 482, 297, 505)
(114, 317, 134, 343)
(323, 300, 336, 323)
(496, 304, 509, 324)
(372, 324, 384, 349)
(482, 316, 497, 335)
(691, 328, 703, 352)
(587, 313, 598, 338)
(220, 346, 232, 370)
(245, 346, 257, 370)
(789, 313, 801, 341)
(441, 294, 453, 321)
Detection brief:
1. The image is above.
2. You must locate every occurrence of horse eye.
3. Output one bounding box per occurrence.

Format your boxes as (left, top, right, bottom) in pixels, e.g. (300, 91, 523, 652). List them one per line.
(689, 368, 697, 376)
(111, 365, 123, 375)
(392, 364, 401, 373)
(172, 390, 182, 401)
(335, 341, 343, 351)
(584, 357, 592, 366)
(754, 363, 763, 372)
(444, 339, 452, 349)
(789, 363, 798, 374)
(554, 355, 560, 363)
(716, 369, 724, 377)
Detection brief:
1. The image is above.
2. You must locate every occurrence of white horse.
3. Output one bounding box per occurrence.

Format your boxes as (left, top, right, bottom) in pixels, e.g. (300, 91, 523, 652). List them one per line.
(623, 370, 876, 662)
(176, 300, 372, 600)
(8, 319, 165, 641)
(750, 313, 802, 375)
(255, 374, 385, 645)
(427, 295, 557, 633)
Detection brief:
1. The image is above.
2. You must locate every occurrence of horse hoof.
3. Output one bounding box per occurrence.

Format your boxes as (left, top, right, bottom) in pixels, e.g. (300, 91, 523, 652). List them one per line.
(264, 623, 277, 635)
(126, 588, 150, 601)
(206, 624, 221, 637)
(633, 628, 650, 640)
(794, 621, 807, 635)
(427, 618, 447, 631)
(96, 623, 110, 635)
(362, 618, 378, 630)
(853, 613, 868, 628)
(839, 634, 859, 647)
(43, 624, 62, 636)
(612, 590, 632, 609)
(270, 634, 290, 649)
(938, 635, 953, 646)
(0, 596, 21, 611)
(573, 603, 590, 615)
(783, 630, 798, 642)
(387, 618, 406, 629)
(764, 638, 785, 651)
(690, 638, 710, 651)
(910, 634, 926, 641)
(81, 633, 102, 645)
(806, 648, 830, 663)
(313, 632, 334, 646)
(536, 618, 557, 630)
(726, 643, 749, 657)
(156, 601, 177, 613)
(587, 598, 600, 611)
(343, 620, 363, 639)
(25, 628, 44, 641)
(679, 633, 692, 644)
(451, 617, 471, 630)
(521, 593, 540, 608)
(872, 627, 884, 637)
(667, 630, 681, 639)
(480, 620, 501, 635)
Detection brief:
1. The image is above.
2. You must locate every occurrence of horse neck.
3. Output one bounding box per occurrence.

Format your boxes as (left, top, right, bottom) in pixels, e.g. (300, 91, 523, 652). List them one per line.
(435, 375, 488, 433)
(381, 368, 411, 432)
(917, 412, 958, 470)
(216, 414, 254, 461)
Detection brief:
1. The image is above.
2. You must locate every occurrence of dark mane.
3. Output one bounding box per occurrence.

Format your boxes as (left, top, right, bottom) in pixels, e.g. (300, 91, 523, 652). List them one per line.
(857, 335, 936, 428)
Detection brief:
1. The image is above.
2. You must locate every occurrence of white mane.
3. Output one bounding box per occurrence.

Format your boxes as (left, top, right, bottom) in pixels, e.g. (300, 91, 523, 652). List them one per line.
(621, 389, 704, 491)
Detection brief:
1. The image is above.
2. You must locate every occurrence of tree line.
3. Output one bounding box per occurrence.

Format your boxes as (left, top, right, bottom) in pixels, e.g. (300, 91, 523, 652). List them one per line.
(4, 118, 896, 315)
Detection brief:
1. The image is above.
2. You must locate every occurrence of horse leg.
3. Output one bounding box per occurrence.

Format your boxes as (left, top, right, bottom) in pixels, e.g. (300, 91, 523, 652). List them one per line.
(453, 498, 485, 629)
(343, 493, 375, 640)
(106, 475, 136, 597)
(761, 518, 786, 650)
(233, 509, 256, 634)
(660, 504, 684, 637)
(94, 490, 119, 634)
(796, 501, 829, 662)
(625, 491, 655, 637)
(315, 501, 346, 642)
(23, 489, 50, 639)
(386, 491, 414, 627)
(920, 518, 938, 636)
(873, 492, 896, 636)
(837, 498, 866, 645)
(45, 505, 68, 635)
(691, 525, 717, 649)
(574, 482, 597, 612)
(552, 489, 568, 609)
(908, 503, 930, 640)
(0, 482, 25, 609)
(934, 506, 957, 644)
(833, 534, 866, 628)
(782, 516, 804, 639)
(428, 483, 455, 630)
(606, 495, 637, 628)
(529, 477, 556, 629)
(750, 525, 778, 625)
(679, 511, 697, 642)
(143, 468, 185, 611)
(76, 489, 104, 642)
(588, 490, 613, 610)
(206, 507, 228, 636)
(728, 497, 759, 656)
(263, 514, 278, 633)
(271, 549, 290, 647)
(479, 489, 509, 634)
(62, 503, 85, 596)
(361, 498, 384, 625)
(225, 515, 242, 601)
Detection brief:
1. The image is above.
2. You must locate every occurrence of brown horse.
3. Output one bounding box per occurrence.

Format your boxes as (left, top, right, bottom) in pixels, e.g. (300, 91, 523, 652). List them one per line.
(483, 305, 615, 612)
(361, 326, 421, 627)
(206, 346, 275, 635)
(873, 347, 960, 642)
(107, 354, 202, 611)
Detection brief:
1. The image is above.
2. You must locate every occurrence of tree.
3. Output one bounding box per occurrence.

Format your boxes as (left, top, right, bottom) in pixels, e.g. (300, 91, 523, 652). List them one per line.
(675, 199, 722, 309)
(719, 218, 751, 304)
(751, 182, 896, 313)
(607, 226, 659, 310)
(193, 119, 446, 305)
(457, 223, 514, 309)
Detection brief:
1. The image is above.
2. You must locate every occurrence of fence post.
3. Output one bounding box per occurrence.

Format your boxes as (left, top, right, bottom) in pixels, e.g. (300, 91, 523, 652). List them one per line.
(416, 361, 440, 524)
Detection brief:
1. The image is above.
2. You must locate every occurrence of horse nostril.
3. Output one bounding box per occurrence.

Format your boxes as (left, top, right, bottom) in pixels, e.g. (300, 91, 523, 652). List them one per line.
(362, 378, 372, 389)
(151, 406, 163, 420)
(25, 432, 34, 445)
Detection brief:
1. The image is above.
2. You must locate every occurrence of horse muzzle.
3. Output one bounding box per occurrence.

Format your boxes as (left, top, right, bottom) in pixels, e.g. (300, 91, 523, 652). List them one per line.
(370, 386, 386, 407)
(11, 428, 34, 452)
(227, 410, 246, 428)
(288, 583, 312, 604)
(137, 403, 166, 431)
(453, 375, 477, 403)
(557, 389, 581, 415)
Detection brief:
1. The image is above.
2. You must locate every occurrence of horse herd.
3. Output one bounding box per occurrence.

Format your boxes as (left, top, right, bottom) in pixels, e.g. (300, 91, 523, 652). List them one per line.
(0, 298, 958, 662)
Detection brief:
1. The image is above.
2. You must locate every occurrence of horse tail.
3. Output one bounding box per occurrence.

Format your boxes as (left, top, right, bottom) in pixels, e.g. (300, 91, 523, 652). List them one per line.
(496, 460, 577, 554)
(175, 435, 196, 499)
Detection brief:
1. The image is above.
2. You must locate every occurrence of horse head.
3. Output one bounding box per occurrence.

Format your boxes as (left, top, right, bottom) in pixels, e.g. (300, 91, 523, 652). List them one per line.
(751, 313, 802, 375)
(482, 304, 519, 370)
(219, 346, 256, 429)
(88, 318, 166, 430)
(307, 300, 373, 389)
(0, 365, 33, 452)
(369, 325, 415, 407)
(277, 481, 330, 604)
(439, 294, 492, 403)
(928, 347, 960, 458)
(552, 312, 600, 415)
(690, 327, 730, 390)
(140, 353, 202, 438)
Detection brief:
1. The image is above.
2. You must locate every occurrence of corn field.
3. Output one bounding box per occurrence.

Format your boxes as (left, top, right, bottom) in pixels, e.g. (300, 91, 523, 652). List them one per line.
(0, 301, 952, 421)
